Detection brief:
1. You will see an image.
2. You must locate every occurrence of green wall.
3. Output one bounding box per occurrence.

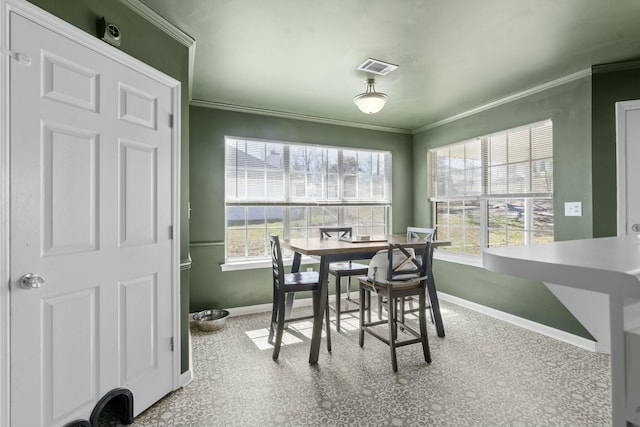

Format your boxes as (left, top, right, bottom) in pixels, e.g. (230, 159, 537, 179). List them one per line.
(413, 77, 594, 338)
(26, 0, 192, 373)
(189, 107, 413, 311)
(591, 62, 640, 238)
(26, 0, 640, 359)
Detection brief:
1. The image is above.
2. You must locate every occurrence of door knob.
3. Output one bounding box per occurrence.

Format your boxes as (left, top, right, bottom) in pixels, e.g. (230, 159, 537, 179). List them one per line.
(632, 224, 640, 233)
(19, 273, 45, 289)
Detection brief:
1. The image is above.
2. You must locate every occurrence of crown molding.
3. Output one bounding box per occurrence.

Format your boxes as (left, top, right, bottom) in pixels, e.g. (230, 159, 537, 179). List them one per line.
(413, 68, 592, 134)
(117, 1, 599, 136)
(592, 59, 640, 74)
(190, 99, 413, 134)
(120, 0, 196, 100)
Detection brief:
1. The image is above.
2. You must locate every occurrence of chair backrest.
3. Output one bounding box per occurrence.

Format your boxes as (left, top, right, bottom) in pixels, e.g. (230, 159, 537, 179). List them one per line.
(407, 226, 436, 241)
(269, 235, 285, 287)
(319, 227, 352, 239)
(367, 241, 430, 283)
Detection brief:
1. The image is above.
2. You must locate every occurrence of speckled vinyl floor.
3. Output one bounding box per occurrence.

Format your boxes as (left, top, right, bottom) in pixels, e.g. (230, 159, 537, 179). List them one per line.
(126, 300, 611, 427)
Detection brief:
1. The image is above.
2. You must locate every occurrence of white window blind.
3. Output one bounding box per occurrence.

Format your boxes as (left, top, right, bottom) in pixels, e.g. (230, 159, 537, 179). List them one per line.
(225, 138, 392, 205)
(431, 120, 553, 256)
(224, 137, 392, 260)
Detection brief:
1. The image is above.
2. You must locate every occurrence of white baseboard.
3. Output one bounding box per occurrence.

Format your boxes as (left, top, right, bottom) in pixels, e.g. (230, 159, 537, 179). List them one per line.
(208, 292, 601, 353)
(179, 369, 193, 388)
(438, 292, 600, 353)
(223, 293, 369, 318)
(224, 296, 320, 318)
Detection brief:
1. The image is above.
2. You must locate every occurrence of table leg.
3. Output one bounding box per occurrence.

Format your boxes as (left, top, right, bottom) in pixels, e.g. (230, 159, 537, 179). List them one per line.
(309, 255, 329, 364)
(291, 252, 302, 273)
(426, 273, 445, 337)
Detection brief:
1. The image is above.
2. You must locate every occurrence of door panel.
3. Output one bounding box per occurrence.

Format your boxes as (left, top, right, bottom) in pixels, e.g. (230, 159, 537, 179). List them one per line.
(43, 123, 99, 255)
(42, 51, 99, 113)
(121, 274, 158, 384)
(120, 140, 157, 246)
(9, 11, 176, 427)
(44, 288, 99, 422)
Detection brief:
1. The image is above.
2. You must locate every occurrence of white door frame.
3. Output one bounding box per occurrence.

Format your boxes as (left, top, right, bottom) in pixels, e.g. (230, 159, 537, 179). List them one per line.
(0, 1, 182, 426)
(616, 99, 640, 237)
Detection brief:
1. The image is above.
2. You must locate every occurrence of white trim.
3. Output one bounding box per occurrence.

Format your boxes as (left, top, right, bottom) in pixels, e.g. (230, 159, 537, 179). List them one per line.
(209, 292, 600, 354)
(119, 0, 196, 100)
(0, 0, 9, 424)
(1, 1, 183, 425)
(191, 98, 413, 134)
(118, 0, 195, 47)
(615, 100, 640, 237)
(215, 293, 345, 317)
(227, 302, 280, 317)
(117, 0, 592, 136)
(191, 299, 311, 318)
(179, 326, 193, 388)
(413, 68, 591, 134)
(120, 1, 592, 135)
(434, 251, 483, 268)
(179, 369, 193, 388)
(169, 81, 182, 393)
(438, 292, 600, 352)
(221, 256, 318, 272)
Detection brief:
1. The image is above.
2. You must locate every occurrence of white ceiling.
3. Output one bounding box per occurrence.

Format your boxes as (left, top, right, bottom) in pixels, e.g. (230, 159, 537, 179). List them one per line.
(140, 0, 640, 132)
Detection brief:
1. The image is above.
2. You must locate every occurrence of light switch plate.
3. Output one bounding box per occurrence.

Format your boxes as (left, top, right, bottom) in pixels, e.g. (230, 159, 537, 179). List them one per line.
(564, 201, 582, 216)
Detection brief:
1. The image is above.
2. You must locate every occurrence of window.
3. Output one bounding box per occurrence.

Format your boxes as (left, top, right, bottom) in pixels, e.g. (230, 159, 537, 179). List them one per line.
(431, 120, 553, 257)
(225, 137, 392, 261)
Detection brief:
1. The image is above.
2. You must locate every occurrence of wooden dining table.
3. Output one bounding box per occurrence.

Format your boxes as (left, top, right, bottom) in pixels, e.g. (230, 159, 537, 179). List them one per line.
(279, 234, 450, 364)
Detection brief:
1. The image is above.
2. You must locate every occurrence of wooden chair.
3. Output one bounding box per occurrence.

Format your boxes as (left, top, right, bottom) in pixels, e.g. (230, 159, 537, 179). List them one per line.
(267, 235, 331, 360)
(401, 227, 436, 324)
(407, 226, 436, 241)
(358, 241, 432, 372)
(320, 227, 369, 332)
(377, 227, 437, 321)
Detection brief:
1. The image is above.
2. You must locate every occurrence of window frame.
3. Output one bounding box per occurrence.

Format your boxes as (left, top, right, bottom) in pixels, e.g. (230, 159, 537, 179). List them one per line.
(430, 120, 553, 261)
(224, 136, 392, 264)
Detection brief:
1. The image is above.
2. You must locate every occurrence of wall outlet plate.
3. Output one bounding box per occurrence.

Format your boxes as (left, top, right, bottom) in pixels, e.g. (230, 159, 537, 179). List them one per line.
(564, 201, 582, 216)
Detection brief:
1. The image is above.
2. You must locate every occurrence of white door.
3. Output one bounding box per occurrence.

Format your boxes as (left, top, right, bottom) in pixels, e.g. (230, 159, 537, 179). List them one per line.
(617, 100, 640, 237)
(9, 10, 177, 427)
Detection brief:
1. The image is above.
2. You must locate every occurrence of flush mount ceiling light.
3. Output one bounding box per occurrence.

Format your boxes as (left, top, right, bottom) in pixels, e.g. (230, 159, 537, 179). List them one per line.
(353, 78, 388, 114)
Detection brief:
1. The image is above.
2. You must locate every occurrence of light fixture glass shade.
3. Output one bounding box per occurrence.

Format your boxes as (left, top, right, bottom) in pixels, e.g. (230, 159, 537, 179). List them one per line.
(353, 78, 388, 114)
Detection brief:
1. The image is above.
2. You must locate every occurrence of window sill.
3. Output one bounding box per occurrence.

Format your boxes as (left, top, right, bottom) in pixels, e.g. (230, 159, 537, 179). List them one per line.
(433, 251, 484, 268)
(221, 255, 318, 272)
(223, 252, 483, 271)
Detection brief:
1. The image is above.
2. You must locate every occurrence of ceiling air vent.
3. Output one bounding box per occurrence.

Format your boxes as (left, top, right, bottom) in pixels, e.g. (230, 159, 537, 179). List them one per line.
(356, 58, 398, 76)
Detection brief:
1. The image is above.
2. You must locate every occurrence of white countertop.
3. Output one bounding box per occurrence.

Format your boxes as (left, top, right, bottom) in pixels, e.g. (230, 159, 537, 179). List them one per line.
(482, 236, 640, 298)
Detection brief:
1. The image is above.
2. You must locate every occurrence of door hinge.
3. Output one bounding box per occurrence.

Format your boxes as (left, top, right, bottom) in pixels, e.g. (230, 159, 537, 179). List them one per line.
(170, 337, 175, 352)
(169, 114, 174, 128)
(169, 225, 174, 239)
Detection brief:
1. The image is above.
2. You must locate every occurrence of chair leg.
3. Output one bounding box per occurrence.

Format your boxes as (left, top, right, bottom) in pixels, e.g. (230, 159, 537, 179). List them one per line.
(359, 283, 366, 347)
(272, 295, 286, 360)
(268, 286, 278, 344)
(285, 293, 295, 325)
(335, 275, 342, 332)
(387, 294, 398, 372)
(419, 290, 432, 364)
(366, 288, 371, 323)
